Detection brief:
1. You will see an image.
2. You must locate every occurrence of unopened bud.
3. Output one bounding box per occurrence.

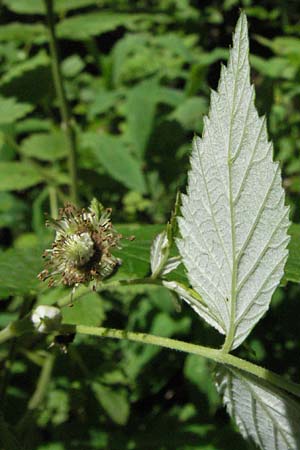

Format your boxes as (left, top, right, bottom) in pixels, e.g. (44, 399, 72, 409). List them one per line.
(31, 305, 62, 334)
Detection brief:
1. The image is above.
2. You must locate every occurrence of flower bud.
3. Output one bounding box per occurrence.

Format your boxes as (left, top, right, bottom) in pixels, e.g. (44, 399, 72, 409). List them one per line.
(31, 305, 62, 334)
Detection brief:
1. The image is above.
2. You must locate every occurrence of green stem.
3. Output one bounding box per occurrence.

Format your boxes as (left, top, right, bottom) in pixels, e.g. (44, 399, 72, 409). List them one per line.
(0, 325, 15, 344)
(44, 0, 78, 204)
(49, 186, 58, 218)
(57, 277, 162, 307)
(0, 317, 34, 345)
(28, 353, 55, 410)
(76, 325, 300, 399)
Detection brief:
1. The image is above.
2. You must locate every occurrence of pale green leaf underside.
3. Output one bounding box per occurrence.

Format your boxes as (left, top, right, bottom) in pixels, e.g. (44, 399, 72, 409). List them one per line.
(177, 13, 289, 349)
(216, 366, 300, 450)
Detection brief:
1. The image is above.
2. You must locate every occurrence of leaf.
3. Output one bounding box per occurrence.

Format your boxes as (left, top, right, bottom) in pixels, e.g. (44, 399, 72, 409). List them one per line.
(91, 383, 130, 425)
(177, 12, 289, 350)
(0, 22, 46, 43)
(0, 51, 52, 103)
(150, 231, 181, 277)
(57, 12, 140, 41)
(0, 97, 33, 124)
(114, 224, 164, 279)
(81, 132, 146, 193)
(0, 192, 26, 228)
(0, 51, 50, 87)
(184, 354, 220, 413)
(216, 366, 300, 450)
(161, 256, 182, 276)
(20, 132, 68, 161)
(125, 78, 159, 159)
(0, 162, 44, 191)
(0, 246, 44, 297)
(170, 96, 208, 131)
(2, 0, 96, 14)
(162, 280, 215, 328)
(62, 292, 105, 326)
(114, 224, 186, 282)
(150, 231, 169, 276)
(284, 223, 300, 284)
(87, 89, 122, 119)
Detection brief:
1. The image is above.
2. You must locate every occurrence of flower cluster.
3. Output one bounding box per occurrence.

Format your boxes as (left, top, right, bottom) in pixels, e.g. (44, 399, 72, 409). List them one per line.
(38, 200, 121, 287)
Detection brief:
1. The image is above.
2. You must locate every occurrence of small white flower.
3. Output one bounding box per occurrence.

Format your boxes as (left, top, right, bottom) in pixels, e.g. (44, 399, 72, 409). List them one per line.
(31, 305, 62, 334)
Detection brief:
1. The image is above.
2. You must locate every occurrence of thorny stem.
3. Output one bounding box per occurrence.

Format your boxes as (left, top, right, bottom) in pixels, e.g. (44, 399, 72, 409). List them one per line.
(44, 0, 78, 204)
(76, 325, 300, 399)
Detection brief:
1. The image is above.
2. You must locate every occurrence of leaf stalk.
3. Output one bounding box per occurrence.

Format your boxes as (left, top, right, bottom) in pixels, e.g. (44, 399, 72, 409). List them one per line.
(76, 324, 300, 399)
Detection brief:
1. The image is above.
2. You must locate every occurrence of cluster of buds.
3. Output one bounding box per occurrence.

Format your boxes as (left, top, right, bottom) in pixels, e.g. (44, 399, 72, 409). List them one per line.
(38, 199, 121, 287)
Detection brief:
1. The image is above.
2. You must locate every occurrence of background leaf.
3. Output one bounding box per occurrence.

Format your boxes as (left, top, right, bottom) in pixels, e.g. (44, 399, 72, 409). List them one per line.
(284, 224, 300, 283)
(0, 246, 44, 297)
(0, 162, 44, 191)
(20, 132, 68, 161)
(81, 132, 146, 193)
(0, 97, 33, 124)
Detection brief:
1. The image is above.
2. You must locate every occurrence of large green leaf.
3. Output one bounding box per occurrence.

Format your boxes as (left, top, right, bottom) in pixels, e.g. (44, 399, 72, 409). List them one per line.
(81, 132, 146, 193)
(0, 97, 33, 124)
(0, 162, 44, 191)
(0, 246, 44, 297)
(20, 132, 68, 161)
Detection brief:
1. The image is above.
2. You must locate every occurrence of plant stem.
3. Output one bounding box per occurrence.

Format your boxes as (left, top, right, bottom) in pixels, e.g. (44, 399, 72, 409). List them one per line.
(76, 325, 300, 399)
(28, 352, 55, 410)
(49, 186, 58, 218)
(57, 277, 163, 307)
(44, 0, 78, 204)
(0, 325, 15, 344)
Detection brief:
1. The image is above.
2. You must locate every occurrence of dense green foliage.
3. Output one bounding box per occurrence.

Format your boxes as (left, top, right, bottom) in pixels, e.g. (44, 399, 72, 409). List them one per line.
(0, 1, 300, 449)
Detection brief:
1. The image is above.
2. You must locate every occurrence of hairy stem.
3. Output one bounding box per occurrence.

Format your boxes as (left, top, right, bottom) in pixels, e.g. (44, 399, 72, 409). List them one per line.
(44, 0, 78, 204)
(57, 277, 163, 307)
(76, 325, 300, 399)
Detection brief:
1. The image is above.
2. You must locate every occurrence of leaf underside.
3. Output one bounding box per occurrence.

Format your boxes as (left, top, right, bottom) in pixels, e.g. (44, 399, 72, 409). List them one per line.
(216, 366, 300, 450)
(177, 12, 289, 350)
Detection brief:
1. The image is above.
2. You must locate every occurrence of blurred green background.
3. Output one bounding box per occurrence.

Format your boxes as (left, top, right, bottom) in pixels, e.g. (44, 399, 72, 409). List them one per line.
(0, 0, 299, 449)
